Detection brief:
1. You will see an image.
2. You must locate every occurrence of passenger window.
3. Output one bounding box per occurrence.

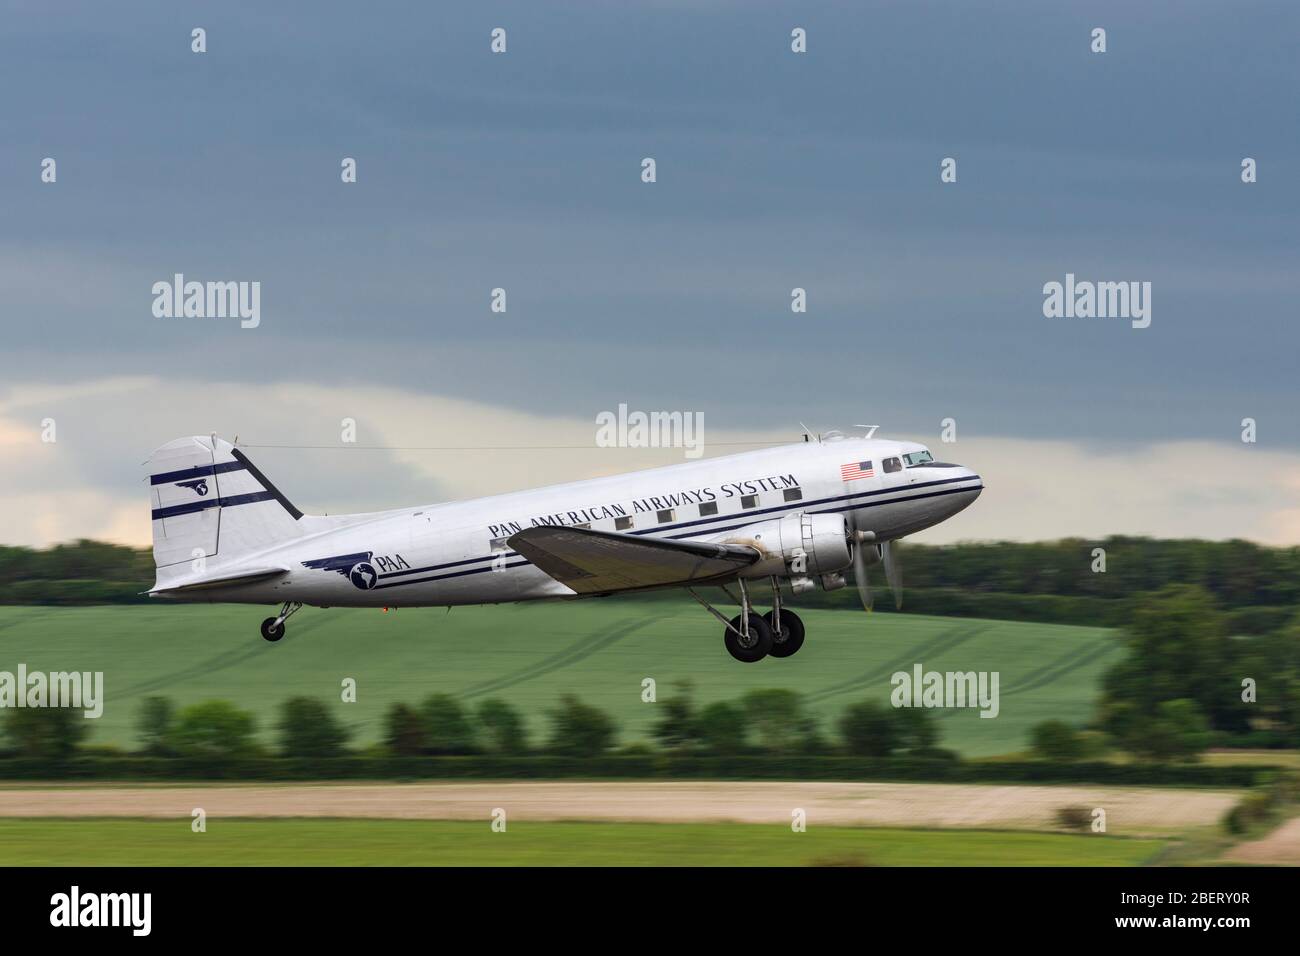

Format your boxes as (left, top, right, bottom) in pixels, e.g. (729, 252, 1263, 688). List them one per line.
(615, 515, 634, 531)
(883, 457, 902, 473)
(783, 488, 802, 502)
(741, 494, 759, 509)
(699, 501, 719, 517)
(489, 536, 509, 552)
(657, 508, 675, 523)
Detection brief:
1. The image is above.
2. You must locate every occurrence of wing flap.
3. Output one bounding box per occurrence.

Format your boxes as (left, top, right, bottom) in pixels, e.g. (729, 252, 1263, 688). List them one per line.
(507, 526, 759, 595)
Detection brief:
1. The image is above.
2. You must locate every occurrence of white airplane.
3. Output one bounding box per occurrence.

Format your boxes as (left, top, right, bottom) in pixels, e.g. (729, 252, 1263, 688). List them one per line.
(146, 432, 982, 662)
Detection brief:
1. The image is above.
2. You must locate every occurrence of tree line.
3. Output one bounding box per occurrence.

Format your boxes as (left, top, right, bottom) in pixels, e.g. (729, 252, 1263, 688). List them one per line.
(2, 687, 949, 763)
(3, 537, 1298, 632)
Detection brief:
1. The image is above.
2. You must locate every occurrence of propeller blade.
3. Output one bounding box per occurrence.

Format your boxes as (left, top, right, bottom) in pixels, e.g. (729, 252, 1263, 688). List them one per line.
(852, 542, 874, 612)
(846, 513, 874, 612)
(882, 540, 903, 609)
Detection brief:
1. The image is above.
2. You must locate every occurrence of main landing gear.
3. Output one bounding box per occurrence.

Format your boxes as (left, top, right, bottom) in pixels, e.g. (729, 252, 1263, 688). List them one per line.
(260, 601, 302, 642)
(689, 578, 805, 663)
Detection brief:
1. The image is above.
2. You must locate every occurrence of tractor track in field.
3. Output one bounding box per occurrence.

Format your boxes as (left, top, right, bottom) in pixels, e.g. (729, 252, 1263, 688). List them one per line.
(458, 617, 653, 700)
(0, 609, 57, 635)
(934, 637, 1119, 720)
(1005, 638, 1120, 696)
(112, 614, 337, 699)
(805, 623, 989, 705)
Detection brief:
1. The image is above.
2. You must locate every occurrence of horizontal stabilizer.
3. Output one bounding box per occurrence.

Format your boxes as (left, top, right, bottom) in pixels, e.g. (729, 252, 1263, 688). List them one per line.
(149, 566, 289, 596)
(507, 526, 759, 595)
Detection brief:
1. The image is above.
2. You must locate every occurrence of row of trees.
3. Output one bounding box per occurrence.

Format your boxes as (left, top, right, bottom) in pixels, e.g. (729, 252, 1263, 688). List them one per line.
(1021, 585, 1300, 761)
(6, 538, 1300, 618)
(1, 688, 944, 762)
(1096, 585, 1300, 751)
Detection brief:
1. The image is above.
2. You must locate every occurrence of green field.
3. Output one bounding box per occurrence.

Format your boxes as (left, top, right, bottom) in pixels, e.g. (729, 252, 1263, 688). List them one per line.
(0, 818, 1164, 866)
(0, 602, 1121, 757)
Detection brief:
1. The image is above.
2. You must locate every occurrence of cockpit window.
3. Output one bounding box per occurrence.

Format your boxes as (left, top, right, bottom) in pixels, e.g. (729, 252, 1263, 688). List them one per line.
(903, 450, 934, 467)
(882, 457, 902, 473)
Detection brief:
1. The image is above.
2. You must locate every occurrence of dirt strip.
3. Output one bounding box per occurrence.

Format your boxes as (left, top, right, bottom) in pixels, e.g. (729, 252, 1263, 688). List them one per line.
(0, 782, 1238, 834)
(1222, 816, 1300, 865)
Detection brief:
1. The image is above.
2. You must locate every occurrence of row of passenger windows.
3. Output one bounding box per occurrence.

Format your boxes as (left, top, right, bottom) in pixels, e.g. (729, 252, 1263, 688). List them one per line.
(488, 486, 804, 549)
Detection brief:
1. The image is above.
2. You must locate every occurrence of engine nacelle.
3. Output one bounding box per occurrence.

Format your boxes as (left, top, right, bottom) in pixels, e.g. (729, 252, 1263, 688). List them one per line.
(716, 512, 853, 579)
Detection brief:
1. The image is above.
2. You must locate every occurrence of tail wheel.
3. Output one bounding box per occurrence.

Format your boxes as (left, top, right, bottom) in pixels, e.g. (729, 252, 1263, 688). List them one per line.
(724, 612, 772, 663)
(764, 608, 805, 658)
(260, 617, 285, 642)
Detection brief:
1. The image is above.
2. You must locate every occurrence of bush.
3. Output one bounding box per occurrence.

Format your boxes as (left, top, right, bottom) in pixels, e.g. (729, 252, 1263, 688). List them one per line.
(546, 695, 616, 757)
(838, 701, 898, 757)
(2, 706, 90, 760)
(740, 689, 817, 753)
(650, 681, 700, 752)
(167, 700, 258, 759)
(1223, 791, 1276, 835)
(1120, 699, 1212, 762)
(838, 702, 941, 757)
(277, 697, 350, 758)
(384, 703, 425, 756)
(1030, 720, 1085, 762)
(1055, 806, 1093, 832)
(419, 694, 477, 754)
(695, 701, 747, 755)
(135, 696, 175, 756)
(475, 699, 529, 755)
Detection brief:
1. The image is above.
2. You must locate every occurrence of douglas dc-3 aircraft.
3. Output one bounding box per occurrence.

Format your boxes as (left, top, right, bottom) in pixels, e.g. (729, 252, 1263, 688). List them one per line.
(146, 432, 982, 662)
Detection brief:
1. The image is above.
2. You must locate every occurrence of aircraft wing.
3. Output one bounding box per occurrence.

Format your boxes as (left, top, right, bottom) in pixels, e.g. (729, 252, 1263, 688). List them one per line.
(507, 526, 760, 595)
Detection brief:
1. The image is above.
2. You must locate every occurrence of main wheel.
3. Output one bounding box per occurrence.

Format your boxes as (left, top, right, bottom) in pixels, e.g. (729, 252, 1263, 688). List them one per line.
(260, 617, 285, 642)
(764, 608, 805, 658)
(724, 612, 772, 663)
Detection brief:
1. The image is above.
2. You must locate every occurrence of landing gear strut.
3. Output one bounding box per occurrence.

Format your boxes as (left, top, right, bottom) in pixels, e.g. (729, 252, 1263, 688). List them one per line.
(260, 601, 302, 642)
(690, 578, 805, 663)
(765, 577, 805, 658)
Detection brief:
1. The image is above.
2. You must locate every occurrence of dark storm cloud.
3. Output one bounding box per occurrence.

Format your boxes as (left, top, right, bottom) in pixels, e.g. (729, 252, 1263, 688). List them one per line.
(1, 0, 1296, 445)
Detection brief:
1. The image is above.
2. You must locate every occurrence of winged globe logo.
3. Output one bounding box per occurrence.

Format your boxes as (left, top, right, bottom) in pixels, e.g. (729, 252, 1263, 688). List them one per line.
(176, 478, 209, 496)
(348, 562, 378, 590)
(301, 551, 380, 590)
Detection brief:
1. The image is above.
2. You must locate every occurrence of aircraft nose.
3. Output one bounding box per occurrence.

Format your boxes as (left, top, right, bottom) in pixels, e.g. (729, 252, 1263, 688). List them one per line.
(950, 466, 983, 512)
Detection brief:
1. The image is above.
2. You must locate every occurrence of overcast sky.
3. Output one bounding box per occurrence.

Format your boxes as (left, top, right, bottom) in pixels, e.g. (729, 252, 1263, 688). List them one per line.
(1, 1, 1296, 548)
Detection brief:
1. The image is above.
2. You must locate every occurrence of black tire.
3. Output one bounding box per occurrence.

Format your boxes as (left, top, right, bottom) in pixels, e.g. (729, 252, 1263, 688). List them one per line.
(764, 608, 805, 658)
(724, 612, 772, 662)
(260, 617, 285, 643)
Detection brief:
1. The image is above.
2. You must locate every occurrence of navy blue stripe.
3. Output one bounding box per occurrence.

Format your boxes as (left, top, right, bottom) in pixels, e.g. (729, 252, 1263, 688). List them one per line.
(150, 460, 246, 486)
(372, 481, 981, 591)
(151, 491, 276, 520)
(377, 475, 977, 582)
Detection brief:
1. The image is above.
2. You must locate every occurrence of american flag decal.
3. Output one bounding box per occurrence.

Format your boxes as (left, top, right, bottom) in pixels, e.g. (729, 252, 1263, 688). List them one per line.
(840, 460, 875, 481)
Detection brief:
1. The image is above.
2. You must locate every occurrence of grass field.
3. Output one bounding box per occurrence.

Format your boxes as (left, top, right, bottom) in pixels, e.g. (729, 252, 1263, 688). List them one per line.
(0, 818, 1165, 866)
(0, 601, 1121, 757)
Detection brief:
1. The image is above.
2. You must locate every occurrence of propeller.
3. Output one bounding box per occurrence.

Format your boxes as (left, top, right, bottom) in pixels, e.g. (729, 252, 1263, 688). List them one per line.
(846, 515, 903, 612)
(881, 540, 903, 610)
(852, 538, 874, 612)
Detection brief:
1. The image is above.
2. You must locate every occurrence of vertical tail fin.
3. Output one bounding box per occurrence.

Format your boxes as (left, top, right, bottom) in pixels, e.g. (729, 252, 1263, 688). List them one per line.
(147, 436, 305, 574)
